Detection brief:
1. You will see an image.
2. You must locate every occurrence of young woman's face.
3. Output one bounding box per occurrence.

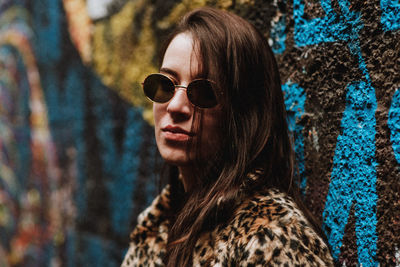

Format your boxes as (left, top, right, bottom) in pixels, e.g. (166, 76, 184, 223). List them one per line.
(153, 32, 222, 167)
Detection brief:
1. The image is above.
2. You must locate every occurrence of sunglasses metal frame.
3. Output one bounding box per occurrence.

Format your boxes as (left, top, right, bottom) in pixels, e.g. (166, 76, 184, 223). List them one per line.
(142, 73, 218, 108)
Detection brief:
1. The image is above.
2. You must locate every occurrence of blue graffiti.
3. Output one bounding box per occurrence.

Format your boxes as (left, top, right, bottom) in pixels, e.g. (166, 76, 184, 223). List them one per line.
(0, 45, 32, 248)
(14, 48, 32, 189)
(322, 81, 378, 265)
(270, 13, 287, 54)
(77, 234, 121, 267)
(292, 0, 380, 264)
(62, 63, 87, 218)
(381, 0, 400, 31)
(32, 0, 62, 65)
(0, 45, 32, 194)
(282, 82, 307, 193)
(293, 0, 363, 46)
(85, 75, 145, 237)
(388, 89, 400, 164)
(30, 0, 153, 264)
(105, 108, 144, 236)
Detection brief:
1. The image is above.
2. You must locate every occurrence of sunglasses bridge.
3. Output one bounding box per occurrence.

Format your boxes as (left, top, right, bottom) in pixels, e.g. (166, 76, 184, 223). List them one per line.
(172, 85, 192, 98)
(174, 85, 188, 90)
(169, 83, 218, 108)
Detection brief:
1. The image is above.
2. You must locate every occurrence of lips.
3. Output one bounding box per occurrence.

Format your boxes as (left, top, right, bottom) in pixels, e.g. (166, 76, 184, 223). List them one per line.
(162, 125, 194, 141)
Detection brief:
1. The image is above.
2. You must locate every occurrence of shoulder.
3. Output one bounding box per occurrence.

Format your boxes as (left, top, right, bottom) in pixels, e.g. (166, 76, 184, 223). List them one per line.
(121, 186, 170, 267)
(214, 188, 334, 266)
(130, 185, 170, 242)
(136, 185, 170, 228)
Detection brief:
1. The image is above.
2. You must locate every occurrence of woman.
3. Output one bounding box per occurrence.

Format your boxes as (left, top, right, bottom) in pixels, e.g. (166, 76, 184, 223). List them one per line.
(122, 7, 334, 266)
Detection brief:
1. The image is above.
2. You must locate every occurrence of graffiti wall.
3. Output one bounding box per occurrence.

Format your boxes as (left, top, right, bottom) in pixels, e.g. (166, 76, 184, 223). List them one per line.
(270, 0, 400, 265)
(0, 0, 159, 266)
(0, 0, 398, 266)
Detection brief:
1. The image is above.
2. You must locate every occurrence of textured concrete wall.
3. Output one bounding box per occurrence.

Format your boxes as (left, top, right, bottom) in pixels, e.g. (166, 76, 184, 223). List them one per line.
(0, 0, 399, 266)
(266, 1, 400, 265)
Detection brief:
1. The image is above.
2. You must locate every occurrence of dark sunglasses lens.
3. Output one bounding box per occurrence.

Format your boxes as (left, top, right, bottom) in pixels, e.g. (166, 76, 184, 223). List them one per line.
(143, 74, 174, 103)
(187, 80, 217, 108)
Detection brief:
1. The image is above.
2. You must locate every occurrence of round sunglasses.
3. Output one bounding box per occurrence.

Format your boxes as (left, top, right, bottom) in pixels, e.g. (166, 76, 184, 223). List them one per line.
(142, 73, 218, 108)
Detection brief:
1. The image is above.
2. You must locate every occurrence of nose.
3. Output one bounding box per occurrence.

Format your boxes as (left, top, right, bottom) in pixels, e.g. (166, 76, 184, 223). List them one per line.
(166, 87, 192, 120)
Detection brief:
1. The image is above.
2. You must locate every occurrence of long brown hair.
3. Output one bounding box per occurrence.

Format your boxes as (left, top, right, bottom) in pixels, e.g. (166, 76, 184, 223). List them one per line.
(158, 7, 320, 266)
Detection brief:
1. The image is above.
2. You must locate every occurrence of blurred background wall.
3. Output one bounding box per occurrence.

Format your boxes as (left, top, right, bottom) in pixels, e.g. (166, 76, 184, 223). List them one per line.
(0, 0, 399, 266)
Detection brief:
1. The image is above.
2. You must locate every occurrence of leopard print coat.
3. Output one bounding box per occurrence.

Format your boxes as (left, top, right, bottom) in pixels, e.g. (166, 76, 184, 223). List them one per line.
(122, 182, 334, 266)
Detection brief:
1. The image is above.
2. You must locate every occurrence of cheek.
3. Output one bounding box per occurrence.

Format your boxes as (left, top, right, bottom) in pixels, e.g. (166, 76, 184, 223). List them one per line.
(153, 104, 164, 159)
(153, 103, 164, 128)
(153, 104, 164, 149)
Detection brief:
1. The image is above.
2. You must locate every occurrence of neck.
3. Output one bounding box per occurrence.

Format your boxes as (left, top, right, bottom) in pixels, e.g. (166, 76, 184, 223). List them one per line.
(178, 166, 195, 192)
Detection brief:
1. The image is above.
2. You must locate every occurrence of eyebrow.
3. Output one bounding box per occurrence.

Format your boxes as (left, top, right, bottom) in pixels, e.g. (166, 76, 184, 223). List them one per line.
(159, 67, 203, 81)
(159, 67, 180, 80)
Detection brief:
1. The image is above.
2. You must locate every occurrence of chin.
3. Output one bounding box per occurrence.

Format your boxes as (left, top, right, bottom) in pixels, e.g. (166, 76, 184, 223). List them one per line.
(163, 157, 192, 167)
(160, 149, 191, 166)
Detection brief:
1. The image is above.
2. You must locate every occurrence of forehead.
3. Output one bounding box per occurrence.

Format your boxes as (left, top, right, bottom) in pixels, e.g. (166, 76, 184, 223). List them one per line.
(161, 32, 201, 80)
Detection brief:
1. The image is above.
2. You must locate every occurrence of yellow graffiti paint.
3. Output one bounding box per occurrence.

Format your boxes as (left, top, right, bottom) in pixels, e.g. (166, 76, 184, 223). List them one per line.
(63, 0, 92, 63)
(62, 0, 237, 124)
(91, 0, 157, 123)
